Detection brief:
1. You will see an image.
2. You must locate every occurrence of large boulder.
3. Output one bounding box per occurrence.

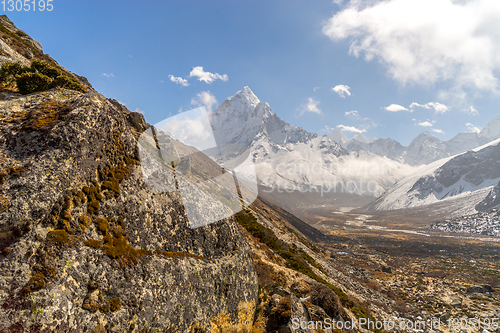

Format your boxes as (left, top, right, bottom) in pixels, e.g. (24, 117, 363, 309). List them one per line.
(0, 89, 258, 332)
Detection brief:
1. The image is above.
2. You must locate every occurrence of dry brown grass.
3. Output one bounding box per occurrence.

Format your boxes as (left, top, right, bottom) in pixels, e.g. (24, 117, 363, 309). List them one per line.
(210, 300, 265, 333)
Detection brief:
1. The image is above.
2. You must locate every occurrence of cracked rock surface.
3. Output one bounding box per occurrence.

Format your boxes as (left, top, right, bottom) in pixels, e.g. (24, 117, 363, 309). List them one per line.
(0, 89, 258, 332)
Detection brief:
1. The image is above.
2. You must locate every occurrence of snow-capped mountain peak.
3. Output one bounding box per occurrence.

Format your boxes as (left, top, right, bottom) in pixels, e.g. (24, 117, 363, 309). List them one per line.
(328, 128, 349, 144)
(352, 133, 376, 144)
(329, 114, 500, 167)
(208, 87, 415, 197)
(479, 114, 500, 140)
(412, 131, 436, 140)
(211, 87, 315, 147)
(228, 86, 261, 112)
(368, 138, 500, 217)
(210, 87, 270, 146)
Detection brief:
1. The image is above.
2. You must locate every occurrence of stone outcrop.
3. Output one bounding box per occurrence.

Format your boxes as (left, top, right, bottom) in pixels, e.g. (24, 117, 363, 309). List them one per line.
(0, 88, 258, 332)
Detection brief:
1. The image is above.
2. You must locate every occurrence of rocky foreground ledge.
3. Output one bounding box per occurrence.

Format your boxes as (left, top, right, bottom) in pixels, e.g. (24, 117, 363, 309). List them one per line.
(0, 88, 258, 332)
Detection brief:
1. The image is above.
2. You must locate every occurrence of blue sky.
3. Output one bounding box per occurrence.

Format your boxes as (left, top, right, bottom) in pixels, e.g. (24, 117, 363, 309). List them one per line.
(6, 0, 500, 145)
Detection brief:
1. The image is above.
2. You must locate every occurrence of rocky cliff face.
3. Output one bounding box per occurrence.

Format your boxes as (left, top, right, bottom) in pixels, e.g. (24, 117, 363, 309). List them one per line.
(0, 87, 258, 332)
(0, 17, 259, 331)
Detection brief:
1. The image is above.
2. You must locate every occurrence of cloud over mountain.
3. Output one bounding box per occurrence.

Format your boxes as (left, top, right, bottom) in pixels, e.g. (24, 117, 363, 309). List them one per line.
(191, 91, 218, 112)
(337, 124, 366, 133)
(298, 97, 322, 115)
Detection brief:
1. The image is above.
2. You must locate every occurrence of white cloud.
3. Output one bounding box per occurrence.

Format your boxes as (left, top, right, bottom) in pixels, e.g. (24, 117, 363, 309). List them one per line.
(323, 0, 500, 94)
(299, 98, 322, 116)
(323, 125, 335, 133)
(345, 110, 359, 117)
(415, 119, 444, 133)
(427, 102, 449, 113)
(465, 105, 479, 115)
(191, 91, 218, 112)
(418, 121, 433, 127)
(410, 102, 449, 113)
(332, 84, 351, 98)
(102, 73, 114, 78)
(313, 86, 321, 91)
(169, 75, 189, 87)
(409, 102, 431, 110)
(189, 66, 228, 84)
(337, 125, 366, 133)
(466, 122, 481, 133)
(158, 108, 216, 151)
(385, 104, 408, 112)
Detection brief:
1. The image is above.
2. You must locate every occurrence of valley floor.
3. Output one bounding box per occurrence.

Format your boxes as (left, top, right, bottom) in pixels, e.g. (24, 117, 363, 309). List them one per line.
(295, 205, 500, 332)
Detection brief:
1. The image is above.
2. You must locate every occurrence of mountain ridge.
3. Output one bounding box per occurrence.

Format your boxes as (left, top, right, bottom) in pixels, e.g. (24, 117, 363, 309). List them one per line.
(210, 87, 416, 198)
(367, 138, 500, 217)
(332, 116, 500, 166)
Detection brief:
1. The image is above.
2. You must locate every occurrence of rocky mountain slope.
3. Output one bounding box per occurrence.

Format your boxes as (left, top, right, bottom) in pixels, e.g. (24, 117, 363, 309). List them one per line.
(428, 181, 500, 237)
(0, 15, 93, 95)
(0, 15, 43, 67)
(210, 87, 416, 198)
(331, 116, 500, 166)
(367, 138, 500, 218)
(0, 18, 261, 332)
(429, 207, 500, 237)
(234, 197, 398, 332)
(0, 88, 263, 332)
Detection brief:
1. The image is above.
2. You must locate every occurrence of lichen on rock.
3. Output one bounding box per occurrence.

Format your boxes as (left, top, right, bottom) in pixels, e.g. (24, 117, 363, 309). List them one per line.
(0, 82, 258, 331)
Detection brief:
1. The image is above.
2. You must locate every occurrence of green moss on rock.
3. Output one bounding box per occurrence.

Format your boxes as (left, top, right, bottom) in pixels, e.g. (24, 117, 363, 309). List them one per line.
(118, 217, 126, 229)
(99, 301, 110, 313)
(78, 215, 92, 232)
(102, 178, 120, 195)
(109, 298, 121, 312)
(88, 200, 100, 215)
(46, 229, 69, 244)
(83, 239, 102, 249)
(154, 248, 206, 260)
(95, 218, 109, 234)
(102, 234, 152, 267)
(31, 271, 46, 289)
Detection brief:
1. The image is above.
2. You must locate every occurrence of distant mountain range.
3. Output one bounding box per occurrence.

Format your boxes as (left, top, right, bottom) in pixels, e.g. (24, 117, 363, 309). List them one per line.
(329, 110, 500, 217)
(209, 87, 500, 218)
(209, 87, 416, 197)
(367, 138, 500, 217)
(329, 115, 500, 166)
